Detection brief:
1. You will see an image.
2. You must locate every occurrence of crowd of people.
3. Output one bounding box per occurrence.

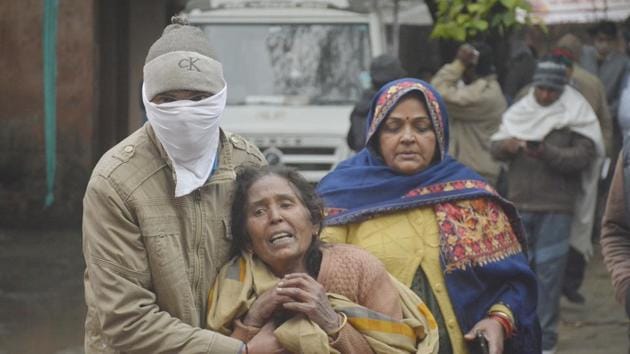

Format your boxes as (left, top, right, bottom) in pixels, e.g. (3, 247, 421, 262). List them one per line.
(80, 15, 630, 354)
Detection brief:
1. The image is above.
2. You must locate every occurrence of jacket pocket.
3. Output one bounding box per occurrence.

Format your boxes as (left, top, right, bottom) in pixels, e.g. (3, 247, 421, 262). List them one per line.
(139, 213, 186, 268)
(142, 228, 194, 322)
(144, 232, 184, 268)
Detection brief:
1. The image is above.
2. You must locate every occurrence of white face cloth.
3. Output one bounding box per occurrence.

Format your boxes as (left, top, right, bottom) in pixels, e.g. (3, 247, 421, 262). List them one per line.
(142, 83, 227, 197)
(491, 85, 603, 153)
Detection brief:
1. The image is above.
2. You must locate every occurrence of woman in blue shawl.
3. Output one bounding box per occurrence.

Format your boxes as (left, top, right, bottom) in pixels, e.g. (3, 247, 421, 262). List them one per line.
(317, 78, 540, 354)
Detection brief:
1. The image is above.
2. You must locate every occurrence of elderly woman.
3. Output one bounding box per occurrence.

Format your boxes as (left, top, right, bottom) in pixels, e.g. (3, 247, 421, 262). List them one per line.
(206, 166, 438, 354)
(317, 79, 541, 354)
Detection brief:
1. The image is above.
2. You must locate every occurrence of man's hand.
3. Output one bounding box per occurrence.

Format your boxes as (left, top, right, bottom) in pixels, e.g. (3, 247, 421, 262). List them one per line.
(524, 141, 544, 159)
(456, 43, 480, 68)
(501, 138, 525, 155)
(246, 322, 290, 354)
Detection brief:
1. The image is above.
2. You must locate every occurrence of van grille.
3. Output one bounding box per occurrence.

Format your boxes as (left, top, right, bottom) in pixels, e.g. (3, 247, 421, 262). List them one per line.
(246, 136, 349, 182)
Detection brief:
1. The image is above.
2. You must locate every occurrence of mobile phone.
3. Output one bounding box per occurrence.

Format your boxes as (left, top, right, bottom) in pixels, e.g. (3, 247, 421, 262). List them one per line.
(470, 332, 490, 354)
(526, 140, 541, 149)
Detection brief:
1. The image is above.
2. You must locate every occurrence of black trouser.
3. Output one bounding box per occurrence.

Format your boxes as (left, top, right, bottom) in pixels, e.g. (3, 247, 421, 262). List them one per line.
(563, 154, 617, 295)
(562, 247, 586, 294)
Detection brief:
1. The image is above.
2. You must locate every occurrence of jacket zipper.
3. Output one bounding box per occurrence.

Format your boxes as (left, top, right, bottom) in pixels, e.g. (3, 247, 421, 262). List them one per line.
(192, 189, 203, 320)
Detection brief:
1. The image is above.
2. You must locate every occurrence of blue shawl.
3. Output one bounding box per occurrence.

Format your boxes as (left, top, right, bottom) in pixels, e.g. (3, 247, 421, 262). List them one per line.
(317, 79, 540, 353)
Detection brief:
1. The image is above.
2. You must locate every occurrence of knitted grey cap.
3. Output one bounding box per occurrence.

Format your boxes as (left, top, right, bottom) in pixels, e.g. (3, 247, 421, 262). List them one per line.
(532, 60, 567, 91)
(144, 16, 225, 100)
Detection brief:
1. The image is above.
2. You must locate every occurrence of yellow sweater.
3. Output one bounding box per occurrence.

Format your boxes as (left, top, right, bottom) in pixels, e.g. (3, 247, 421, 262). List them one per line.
(322, 207, 469, 354)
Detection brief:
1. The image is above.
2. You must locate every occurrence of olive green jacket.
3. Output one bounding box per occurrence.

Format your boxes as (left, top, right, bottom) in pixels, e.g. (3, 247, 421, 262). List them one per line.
(83, 123, 265, 353)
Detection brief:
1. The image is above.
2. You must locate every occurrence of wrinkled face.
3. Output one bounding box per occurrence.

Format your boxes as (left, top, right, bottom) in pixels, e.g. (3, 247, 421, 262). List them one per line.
(378, 95, 437, 175)
(594, 33, 614, 57)
(245, 175, 317, 275)
(534, 86, 562, 107)
(150, 90, 211, 104)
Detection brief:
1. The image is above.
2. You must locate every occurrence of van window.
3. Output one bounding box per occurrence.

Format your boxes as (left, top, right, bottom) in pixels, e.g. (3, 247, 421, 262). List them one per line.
(200, 24, 371, 105)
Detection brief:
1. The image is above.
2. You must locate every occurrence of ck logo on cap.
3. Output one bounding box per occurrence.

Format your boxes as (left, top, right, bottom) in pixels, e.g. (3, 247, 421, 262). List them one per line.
(178, 57, 201, 72)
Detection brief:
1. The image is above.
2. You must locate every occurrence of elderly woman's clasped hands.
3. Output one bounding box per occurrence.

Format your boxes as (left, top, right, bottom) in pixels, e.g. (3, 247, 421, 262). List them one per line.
(244, 273, 341, 334)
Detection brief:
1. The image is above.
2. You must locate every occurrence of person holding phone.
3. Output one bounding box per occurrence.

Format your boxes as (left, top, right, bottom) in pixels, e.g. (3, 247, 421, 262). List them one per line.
(491, 58, 604, 354)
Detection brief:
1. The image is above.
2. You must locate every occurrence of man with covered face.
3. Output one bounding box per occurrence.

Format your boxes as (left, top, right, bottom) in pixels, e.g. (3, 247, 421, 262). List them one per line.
(82, 17, 270, 353)
(491, 58, 604, 354)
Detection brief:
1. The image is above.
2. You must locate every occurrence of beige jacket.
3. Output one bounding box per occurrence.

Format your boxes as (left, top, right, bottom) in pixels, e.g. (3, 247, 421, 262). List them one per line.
(82, 123, 265, 353)
(572, 65, 614, 157)
(431, 60, 506, 186)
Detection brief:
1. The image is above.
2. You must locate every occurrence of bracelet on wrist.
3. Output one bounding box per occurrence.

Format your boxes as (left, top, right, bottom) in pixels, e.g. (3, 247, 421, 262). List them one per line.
(488, 310, 514, 327)
(326, 312, 348, 337)
(488, 313, 514, 338)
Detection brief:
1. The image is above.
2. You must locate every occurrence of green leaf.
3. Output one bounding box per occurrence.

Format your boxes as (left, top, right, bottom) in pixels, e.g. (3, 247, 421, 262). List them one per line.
(431, 23, 447, 38)
(500, 0, 517, 9)
(456, 14, 471, 25)
(448, 3, 465, 19)
(503, 11, 516, 26)
(516, 0, 532, 11)
(454, 26, 467, 41)
(471, 19, 489, 30)
(438, 1, 450, 14)
(490, 13, 504, 27)
(479, 0, 498, 13)
(467, 3, 483, 13)
(432, 0, 537, 40)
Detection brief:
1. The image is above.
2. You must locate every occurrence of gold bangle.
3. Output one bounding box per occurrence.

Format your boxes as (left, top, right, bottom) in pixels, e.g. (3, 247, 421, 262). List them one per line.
(326, 312, 348, 337)
(488, 304, 515, 323)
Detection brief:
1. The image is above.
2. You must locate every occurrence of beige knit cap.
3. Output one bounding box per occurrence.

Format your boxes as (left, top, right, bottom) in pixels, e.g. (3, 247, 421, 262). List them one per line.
(143, 16, 225, 100)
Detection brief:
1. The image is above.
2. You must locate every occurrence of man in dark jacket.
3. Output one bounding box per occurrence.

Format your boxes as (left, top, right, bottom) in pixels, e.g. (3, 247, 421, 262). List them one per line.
(346, 54, 405, 151)
(491, 59, 602, 354)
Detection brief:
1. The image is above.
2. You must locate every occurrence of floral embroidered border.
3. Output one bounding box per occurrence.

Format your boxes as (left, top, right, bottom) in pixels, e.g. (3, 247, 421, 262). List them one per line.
(435, 199, 522, 273)
(404, 180, 496, 198)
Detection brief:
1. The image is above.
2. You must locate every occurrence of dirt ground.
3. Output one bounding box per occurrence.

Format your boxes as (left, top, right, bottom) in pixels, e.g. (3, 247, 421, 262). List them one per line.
(0, 227, 627, 354)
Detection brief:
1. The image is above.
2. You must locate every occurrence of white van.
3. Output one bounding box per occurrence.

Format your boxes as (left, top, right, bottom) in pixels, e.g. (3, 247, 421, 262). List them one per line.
(185, 0, 384, 181)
